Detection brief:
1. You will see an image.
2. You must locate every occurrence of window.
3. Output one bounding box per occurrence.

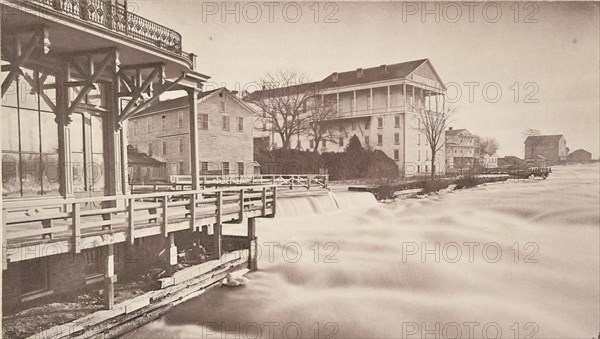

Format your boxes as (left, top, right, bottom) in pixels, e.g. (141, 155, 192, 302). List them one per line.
(418, 134, 421, 145)
(162, 140, 167, 155)
(178, 138, 184, 154)
(394, 133, 400, 145)
(161, 115, 166, 130)
(418, 150, 421, 161)
(222, 116, 230, 130)
(178, 160, 185, 175)
(378, 117, 383, 128)
(309, 140, 315, 149)
(262, 121, 267, 131)
(178, 111, 184, 128)
(220, 94, 226, 112)
(365, 121, 370, 129)
(201, 161, 209, 173)
(394, 149, 399, 161)
(426, 150, 429, 160)
(199, 113, 209, 129)
(222, 162, 230, 175)
(395, 115, 400, 128)
(238, 117, 244, 131)
(134, 120, 139, 135)
(351, 123, 356, 131)
(2, 71, 59, 198)
(147, 116, 152, 132)
(83, 248, 104, 279)
(148, 143, 153, 156)
(339, 137, 344, 147)
(377, 134, 383, 145)
(365, 136, 370, 145)
(238, 162, 244, 175)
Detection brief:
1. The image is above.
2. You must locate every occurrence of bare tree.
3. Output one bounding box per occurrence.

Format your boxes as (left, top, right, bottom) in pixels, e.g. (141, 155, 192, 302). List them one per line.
(245, 70, 317, 150)
(305, 93, 339, 152)
(523, 128, 541, 159)
(478, 136, 500, 156)
(415, 106, 454, 178)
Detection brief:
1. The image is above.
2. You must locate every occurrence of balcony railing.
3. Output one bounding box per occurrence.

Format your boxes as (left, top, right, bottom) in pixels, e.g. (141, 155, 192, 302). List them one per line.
(19, 0, 186, 59)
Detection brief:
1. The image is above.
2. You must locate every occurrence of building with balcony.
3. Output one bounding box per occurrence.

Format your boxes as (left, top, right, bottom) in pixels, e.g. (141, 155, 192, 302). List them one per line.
(246, 59, 447, 176)
(127, 87, 257, 179)
(1, 0, 271, 319)
(524, 134, 567, 164)
(445, 128, 479, 170)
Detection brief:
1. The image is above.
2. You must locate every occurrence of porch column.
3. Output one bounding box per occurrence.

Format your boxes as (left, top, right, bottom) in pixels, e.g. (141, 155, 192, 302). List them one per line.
(57, 61, 74, 197)
(103, 244, 116, 309)
(369, 88, 373, 114)
(187, 87, 200, 190)
(336, 92, 339, 113)
(106, 50, 125, 197)
(247, 217, 257, 271)
(352, 90, 356, 115)
(386, 86, 391, 112)
(402, 83, 406, 111)
(213, 191, 223, 260)
(442, 93, 446, 114)
(435, 93, 439, 113)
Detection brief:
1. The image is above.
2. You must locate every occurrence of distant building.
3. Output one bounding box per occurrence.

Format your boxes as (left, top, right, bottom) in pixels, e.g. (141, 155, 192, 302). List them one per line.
(246, 58, 447, 176)
(498, 156, 527, 169)
(445, 128, 479, 170)
(524, 134, 567, 164)
(567, 149, 592, 163)
(482, 153, 498, 168)
(127, 146, 168, 184)
(128, 88, 256, 177)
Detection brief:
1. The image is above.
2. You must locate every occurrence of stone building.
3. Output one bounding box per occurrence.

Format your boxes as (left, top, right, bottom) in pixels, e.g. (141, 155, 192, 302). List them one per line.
(524, 134, 567, 164)
(128, 88, 257, 177)
(247, 59, 447, 176)
(445, 128, 479, 170)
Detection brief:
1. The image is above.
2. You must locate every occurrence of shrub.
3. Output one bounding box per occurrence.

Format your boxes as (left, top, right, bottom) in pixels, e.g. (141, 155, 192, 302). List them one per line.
(454, 176, 482, 189)
(419, 180, 450, 194)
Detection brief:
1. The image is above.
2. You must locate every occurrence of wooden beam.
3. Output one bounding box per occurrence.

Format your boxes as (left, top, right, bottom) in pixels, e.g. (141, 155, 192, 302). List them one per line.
(65, 46, 117, 58)
(2, 32, 40, 97)
(120, 66, 160, 118)
(103, 244, 116, 310)
(121, 73, 186, 121)
(21, 72, 57, 112)
(119, 62, 165, 71)
(64, 52, 113, 118)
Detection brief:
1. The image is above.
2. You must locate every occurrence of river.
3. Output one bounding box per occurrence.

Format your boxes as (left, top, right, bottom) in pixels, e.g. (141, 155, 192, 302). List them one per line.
(126, 165, 600, 338)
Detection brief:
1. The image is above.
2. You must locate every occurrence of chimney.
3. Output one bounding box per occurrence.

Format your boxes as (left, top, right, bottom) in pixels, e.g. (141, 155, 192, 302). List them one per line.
(449, 127, 453, 130)
(332, 72, 338, 82)
(356, 68, 363, 78)
(380, 64, 387, 73)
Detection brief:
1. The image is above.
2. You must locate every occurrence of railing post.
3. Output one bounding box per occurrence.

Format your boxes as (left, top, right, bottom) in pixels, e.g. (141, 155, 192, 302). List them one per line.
(2, 209, 8, 270)
(128, 198, 135, 245)
(261, 187, 267, 215)
(213, 191, 222, 260)
(162, 196, 168, 237)
(103, 244, 116, 310)
(247, 217, 257, 271)
(307, 176, 311, 190)
(239, 189, 245, 220)
(72, 203, 81, 254)
(272, 187, 277, 216)
(189, 193, 197, 231)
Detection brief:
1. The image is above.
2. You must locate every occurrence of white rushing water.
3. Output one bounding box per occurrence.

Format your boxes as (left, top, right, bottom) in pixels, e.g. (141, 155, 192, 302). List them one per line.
(127, 165, 600, 339)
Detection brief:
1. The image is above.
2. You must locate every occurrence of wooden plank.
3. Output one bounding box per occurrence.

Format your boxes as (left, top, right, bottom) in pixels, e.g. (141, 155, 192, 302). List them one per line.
(3, 209, 7, 270)
(261, 187, 267, 215)
(128, 199, 135, 245)
(213, 192, 222, 260)
(72, 203, 81, 254)
(161, 196, 168, 237)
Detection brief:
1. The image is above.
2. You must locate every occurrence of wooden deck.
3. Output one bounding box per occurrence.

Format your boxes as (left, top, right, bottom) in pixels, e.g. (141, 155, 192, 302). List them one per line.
(2, 185, 277, 266)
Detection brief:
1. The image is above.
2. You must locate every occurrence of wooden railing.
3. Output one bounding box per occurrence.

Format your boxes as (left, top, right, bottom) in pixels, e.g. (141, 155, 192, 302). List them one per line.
(131, 174, 329, 193)
(2, 185, 277, 266)
(18, 0, 187, 58)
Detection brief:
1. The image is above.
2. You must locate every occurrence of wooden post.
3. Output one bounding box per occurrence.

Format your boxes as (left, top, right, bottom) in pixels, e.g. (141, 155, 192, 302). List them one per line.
(165, 232, 177, 275)
(188, 88, 200, 191)
(103, 244, 116, 310)
(247, 217, 257, 271)
(2, 209, 8, 270)
(189, 193, 197, 231)
(239, 189, 245, 220)
(72, 203, 81, 253)
(213, 191, 222, 260)
(127, 198, 135, 244)
(161, 196, 168, 237)
(271, 187, 277, 216)
(261, 187, 267, 215)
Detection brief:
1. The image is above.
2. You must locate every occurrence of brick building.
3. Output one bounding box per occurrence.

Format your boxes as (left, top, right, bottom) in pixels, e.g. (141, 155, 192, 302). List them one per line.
(524, 134, 567, 164)
(128, 88, 257, 178)
(445, 128, 479, 170)
(247, 59, 447, 176)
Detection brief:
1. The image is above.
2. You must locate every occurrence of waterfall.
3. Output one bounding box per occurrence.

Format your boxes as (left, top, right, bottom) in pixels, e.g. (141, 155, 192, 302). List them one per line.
(276, 190, 378, 217)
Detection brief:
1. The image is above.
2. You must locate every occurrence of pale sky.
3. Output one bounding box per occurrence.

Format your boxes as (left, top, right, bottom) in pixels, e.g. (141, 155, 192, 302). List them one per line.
(137, 1, 599, 158)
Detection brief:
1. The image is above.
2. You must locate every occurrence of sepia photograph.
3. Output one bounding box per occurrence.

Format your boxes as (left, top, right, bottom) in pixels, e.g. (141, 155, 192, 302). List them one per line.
(1, 0, 599, 338)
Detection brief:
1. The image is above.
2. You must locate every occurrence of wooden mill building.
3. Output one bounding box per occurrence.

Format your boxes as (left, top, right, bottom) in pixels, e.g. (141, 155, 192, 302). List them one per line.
(1, 0, 275, 319)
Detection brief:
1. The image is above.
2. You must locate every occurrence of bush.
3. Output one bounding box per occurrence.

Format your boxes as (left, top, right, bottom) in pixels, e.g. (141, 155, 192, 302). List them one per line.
(419, 180, 450, 194)
(454, 176, 482, 189)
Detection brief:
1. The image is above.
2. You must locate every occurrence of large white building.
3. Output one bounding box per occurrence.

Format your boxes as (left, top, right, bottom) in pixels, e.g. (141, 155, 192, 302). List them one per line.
(246, 59, 447, 176)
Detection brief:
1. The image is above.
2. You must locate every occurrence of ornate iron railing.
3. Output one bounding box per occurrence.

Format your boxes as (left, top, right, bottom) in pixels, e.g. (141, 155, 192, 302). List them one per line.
(20, 0, 185, 58)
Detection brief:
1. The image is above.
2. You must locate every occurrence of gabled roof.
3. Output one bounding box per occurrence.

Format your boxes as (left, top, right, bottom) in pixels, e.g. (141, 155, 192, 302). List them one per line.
(135, 88, 256, 117)
(321, 59, 429, 87)
(568, 149, 591, 155)
(127, 150, 165, 166)
(524, 134, 564, 144)
(445, 128, 469, 137)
